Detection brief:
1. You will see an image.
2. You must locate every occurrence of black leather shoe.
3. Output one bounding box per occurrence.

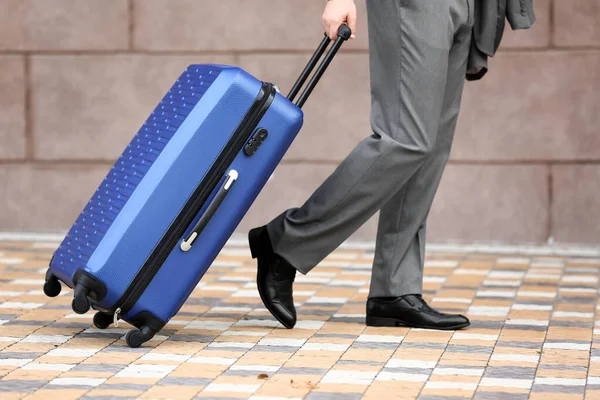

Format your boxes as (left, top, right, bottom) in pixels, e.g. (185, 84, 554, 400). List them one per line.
(366, 295, 470, 330)
(249, 226, 297, 329)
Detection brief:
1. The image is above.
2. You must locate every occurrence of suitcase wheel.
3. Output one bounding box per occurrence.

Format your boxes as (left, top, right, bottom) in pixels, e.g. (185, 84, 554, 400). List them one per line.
(93, 312, 113, 330)
(125, 326, 155, 348)
(72, 283, 91, 314)
(43, 275, 62, 298)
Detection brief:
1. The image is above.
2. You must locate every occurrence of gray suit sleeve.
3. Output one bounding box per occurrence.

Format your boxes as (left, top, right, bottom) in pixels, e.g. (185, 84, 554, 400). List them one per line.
(466, 33, 488, 81)
(506, 0, 536, 30)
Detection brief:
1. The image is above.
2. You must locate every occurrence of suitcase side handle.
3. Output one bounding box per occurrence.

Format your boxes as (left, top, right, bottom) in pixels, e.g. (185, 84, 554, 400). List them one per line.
(180, 170, 238, 252)
(288, 24, 352, 109)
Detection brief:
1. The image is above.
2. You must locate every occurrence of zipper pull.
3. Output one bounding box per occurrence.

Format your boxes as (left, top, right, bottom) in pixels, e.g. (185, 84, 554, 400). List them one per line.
(114, 308, 121, 328)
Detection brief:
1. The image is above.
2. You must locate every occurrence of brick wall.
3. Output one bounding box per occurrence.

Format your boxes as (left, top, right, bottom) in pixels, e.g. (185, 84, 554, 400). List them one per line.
(0, 0, 599, 245)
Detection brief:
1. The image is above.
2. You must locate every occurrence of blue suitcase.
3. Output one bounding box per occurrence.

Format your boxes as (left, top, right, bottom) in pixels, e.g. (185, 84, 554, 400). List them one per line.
(44, 27, 351, 347)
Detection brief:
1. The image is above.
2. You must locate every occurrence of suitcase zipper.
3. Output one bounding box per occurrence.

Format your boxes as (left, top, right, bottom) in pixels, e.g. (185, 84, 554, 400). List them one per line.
(110, 82, 276, 321)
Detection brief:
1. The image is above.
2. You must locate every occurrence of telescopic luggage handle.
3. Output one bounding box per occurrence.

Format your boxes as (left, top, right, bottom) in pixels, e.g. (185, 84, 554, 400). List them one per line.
(287, 24, 352, 109)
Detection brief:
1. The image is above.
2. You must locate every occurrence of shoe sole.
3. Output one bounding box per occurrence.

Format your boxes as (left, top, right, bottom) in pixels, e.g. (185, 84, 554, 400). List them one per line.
(366, 315, 470, 331)
(249, 229, 295, 330)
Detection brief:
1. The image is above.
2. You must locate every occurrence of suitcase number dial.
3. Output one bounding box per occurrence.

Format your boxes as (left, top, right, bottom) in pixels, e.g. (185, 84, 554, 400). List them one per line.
(180, 169, 239, 252)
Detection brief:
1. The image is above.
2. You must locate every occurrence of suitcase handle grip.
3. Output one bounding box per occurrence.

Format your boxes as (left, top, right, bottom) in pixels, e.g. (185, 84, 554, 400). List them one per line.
(288, 24, 352, 109)
(180, 170, 238, 252)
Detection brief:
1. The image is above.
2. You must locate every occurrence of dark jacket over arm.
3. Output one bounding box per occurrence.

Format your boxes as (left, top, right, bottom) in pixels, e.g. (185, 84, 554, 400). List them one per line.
(467, 0, 536, 81)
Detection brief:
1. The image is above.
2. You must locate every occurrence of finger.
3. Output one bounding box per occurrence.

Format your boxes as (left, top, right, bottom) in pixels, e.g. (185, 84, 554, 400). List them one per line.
(347, 8, 357, 39)
(322, 14, 330, 36)
(328, 21, 339, 40)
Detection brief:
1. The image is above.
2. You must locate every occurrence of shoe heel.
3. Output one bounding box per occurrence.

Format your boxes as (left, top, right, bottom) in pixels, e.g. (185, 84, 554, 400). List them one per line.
(366, 316, 398, 327)
(248, 227, 264, 259)
(248, 229, 259, 259)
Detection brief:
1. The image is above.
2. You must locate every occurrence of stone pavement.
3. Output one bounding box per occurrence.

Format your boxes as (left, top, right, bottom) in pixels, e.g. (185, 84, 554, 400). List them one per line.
(1, 234, 600, 400)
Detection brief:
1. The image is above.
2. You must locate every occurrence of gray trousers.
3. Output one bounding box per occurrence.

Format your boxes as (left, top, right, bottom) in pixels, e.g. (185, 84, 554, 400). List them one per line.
(267, 0, 474, 297)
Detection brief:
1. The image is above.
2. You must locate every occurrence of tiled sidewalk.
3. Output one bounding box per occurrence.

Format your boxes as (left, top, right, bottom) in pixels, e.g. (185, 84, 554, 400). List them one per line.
(0, 236, 600, 400)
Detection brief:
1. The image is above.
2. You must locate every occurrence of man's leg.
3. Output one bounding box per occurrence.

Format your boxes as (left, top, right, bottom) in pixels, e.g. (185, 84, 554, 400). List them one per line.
(266, 0, 455, 274)
(369, 0, 474, 298)
(250, 0, 466, 329)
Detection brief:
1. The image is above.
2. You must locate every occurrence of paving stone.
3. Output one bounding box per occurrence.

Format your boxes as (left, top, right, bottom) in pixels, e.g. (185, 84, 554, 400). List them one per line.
(484, 366, 536, 379)
(306, 393, 363, 400)
(158, 377, 213, 386)
(0, 380, 47, 392)
(474, 394, 529, 400)
(0, 238, 598, 399)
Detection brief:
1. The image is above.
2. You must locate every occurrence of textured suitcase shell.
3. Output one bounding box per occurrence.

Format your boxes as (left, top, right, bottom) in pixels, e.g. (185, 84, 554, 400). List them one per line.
(49, 65, 303, 325)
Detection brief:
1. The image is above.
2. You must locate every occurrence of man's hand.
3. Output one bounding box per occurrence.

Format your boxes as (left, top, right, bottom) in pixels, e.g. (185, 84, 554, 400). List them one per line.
(322, 0, 357, 40)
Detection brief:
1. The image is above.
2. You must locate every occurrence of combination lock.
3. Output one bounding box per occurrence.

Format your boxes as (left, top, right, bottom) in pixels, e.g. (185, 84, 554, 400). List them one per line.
(244, 128, 268, 156)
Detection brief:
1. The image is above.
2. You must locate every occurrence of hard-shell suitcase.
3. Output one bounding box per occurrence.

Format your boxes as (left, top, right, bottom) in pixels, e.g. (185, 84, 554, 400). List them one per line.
(44, 27, 352, 347)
